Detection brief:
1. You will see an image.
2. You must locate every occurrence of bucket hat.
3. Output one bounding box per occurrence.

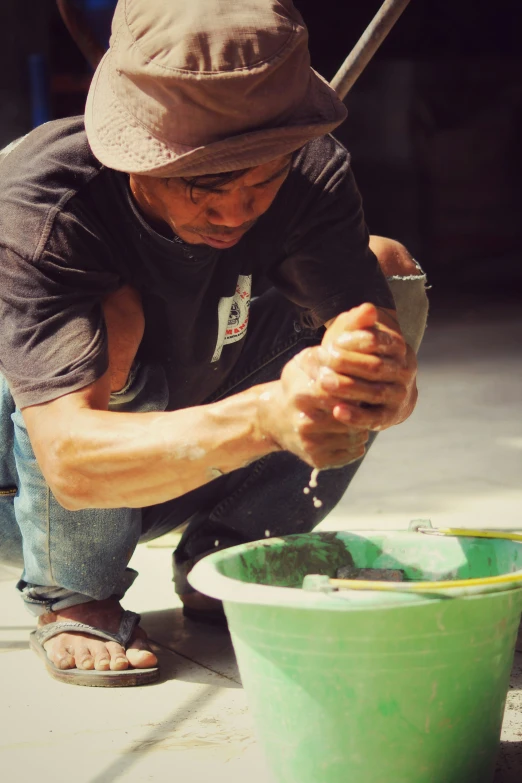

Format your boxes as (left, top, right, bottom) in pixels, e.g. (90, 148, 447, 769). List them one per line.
(85, 0, 347, 177)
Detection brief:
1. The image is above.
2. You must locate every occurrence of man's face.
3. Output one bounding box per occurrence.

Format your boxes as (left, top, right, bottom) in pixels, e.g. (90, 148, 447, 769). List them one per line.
(129, 154, 292, 249)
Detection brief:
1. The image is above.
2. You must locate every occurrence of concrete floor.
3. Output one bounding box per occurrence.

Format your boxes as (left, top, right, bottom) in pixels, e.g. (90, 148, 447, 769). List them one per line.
(1, 300, 521, 782)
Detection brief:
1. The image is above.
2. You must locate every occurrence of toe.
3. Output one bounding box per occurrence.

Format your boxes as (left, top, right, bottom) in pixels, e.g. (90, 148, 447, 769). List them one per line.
(126, 637, 158, 669)
(106, 641, 129, 671)
(53, 651, 76, 670)
(87, 639, 112, 671)
(93, 652, 111, 671)
(75, 647, 95, 670)
(43, 639, 75, 670)
(111, 657, 129, 671)
(126, 635, 158, 668)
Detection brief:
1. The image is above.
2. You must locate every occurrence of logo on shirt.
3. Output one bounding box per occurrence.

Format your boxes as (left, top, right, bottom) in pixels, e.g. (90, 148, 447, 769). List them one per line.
(212, 274, 251, 362)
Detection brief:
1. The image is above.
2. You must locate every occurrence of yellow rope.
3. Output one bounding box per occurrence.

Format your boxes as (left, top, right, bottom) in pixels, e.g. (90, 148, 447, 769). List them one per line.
(330, 528, 522, 592)
(421, 528, 522, 544)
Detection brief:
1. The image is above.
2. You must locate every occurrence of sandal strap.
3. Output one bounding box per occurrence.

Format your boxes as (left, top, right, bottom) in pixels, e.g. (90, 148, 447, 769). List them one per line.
(34, 609, 141, 647)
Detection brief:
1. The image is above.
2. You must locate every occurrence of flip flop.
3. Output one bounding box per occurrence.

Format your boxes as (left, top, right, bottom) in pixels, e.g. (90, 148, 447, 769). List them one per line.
(29, 610, 159, 687)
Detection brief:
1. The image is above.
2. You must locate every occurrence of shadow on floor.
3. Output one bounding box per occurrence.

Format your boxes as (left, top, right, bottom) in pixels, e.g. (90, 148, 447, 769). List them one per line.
(88, 684, 222, 783)
(0, 626, 35, 652)
(0, 640, 29, 651)
(495, 742, 522, 783)
(142, 607, 241, 688)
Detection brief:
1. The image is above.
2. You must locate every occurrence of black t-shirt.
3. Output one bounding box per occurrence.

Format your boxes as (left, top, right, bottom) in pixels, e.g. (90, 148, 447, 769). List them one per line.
(0, 117, 394, 410)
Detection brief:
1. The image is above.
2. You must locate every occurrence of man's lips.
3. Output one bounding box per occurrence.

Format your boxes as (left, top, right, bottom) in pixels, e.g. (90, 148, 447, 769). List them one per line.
(197, 232, 245, 248)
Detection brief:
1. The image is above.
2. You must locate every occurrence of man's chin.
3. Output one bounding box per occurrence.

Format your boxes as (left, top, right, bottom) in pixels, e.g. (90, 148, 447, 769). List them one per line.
(174, 224, 252, 248)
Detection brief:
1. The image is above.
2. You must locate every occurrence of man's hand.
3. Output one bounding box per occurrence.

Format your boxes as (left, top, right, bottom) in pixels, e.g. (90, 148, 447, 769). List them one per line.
(257, 303, 417, 469)
(320, 303, 417, 432)
(257, 356, 370, 469)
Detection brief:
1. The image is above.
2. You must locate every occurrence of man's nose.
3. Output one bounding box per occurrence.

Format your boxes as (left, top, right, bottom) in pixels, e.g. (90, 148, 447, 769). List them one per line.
(206, 189, 255, 228)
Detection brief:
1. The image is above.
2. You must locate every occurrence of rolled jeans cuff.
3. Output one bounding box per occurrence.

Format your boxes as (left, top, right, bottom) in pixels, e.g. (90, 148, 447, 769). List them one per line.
(16, 567, 139, 616)
(386, 269, 429, 354)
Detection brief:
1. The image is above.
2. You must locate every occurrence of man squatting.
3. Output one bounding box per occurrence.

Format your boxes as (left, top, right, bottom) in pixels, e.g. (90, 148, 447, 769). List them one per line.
(0, 0, 428, 685)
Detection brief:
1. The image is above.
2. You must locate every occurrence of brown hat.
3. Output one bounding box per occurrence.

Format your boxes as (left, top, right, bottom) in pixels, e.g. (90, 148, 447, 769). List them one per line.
(85, 0, 347, 177)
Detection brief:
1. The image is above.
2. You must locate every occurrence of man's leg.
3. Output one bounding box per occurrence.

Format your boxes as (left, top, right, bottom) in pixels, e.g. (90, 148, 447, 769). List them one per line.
(0, 376, 23, 570)
(0, 366, 168, 673)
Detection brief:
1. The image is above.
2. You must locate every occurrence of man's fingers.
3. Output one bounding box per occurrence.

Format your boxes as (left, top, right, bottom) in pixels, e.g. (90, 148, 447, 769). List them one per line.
(319, 351, 408, 385)
(330, 303, 379, 334)
(295, 427, 370, 469)
(327, 327, 406, 359)
(293, 345, 407, 395)
(272, 329, 413, 469)
(318, 369, 405, 407)
(301, 439, 369, 470)
(285, 349, 407, 425)
(292, 346, 322, 381)
(295, 413, 370, 441)
(332, 401, 391, 431)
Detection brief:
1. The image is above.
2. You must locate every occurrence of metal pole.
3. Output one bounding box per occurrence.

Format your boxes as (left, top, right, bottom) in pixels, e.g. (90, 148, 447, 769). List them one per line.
(56, 0, 106, 70)
(330, 0, 413, 101)
(28, 54, 51, 128)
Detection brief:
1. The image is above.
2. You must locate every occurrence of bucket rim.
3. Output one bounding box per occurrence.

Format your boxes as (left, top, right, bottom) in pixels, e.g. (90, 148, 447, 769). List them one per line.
(188, 530, 522, 611)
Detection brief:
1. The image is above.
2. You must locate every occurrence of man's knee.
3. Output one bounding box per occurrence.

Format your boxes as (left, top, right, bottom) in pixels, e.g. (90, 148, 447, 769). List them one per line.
(369, 235, 422, 279)
(102, 285, 145, 393)
(369, 235, 429, 354)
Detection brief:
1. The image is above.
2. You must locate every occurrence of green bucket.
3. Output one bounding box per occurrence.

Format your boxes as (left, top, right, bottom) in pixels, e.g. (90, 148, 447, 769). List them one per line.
(189, 529, 522, 783)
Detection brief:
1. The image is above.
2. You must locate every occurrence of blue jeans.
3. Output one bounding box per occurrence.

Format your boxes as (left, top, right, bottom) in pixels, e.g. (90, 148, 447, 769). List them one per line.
(0, 280, 427, 614)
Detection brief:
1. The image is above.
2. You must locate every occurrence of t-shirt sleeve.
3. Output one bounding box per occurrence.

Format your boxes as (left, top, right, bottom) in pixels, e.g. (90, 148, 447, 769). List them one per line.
(268, 140, 395, 327)
(0, 234, 121, 408)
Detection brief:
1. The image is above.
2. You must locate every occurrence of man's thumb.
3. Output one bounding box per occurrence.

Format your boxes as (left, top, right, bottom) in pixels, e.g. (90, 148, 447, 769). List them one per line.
(334, 303, 378, 333)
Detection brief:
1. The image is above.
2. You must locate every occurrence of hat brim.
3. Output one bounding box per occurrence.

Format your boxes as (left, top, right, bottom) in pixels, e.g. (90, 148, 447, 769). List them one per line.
(85, 50, 347, 177)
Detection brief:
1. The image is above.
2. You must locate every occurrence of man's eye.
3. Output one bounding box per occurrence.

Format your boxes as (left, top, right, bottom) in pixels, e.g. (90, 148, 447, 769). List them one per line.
(254, 170, 289, 189)
(194, 187, 224, 195)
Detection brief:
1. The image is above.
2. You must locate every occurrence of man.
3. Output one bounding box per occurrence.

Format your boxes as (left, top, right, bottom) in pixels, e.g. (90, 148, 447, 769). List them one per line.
(0, 0, 427, 685)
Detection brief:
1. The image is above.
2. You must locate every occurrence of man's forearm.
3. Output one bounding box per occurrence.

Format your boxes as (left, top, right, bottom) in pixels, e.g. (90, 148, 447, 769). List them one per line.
(28, 383, 279, 511)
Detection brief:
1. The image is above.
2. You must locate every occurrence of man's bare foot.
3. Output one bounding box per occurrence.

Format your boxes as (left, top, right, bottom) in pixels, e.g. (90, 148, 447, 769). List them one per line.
(38, 597, 158, 672)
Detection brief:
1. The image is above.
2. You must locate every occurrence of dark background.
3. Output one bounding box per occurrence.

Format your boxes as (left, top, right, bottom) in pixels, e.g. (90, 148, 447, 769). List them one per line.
(1, 0, 522, 302)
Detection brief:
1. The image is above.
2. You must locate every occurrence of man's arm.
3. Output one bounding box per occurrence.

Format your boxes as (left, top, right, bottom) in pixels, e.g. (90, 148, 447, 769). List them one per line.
(22, 291, 387, 512)
(22, 237, 423, 512)
(21, 373, 281, 511)
(19, 284, 360, 510)
(21, 286, 279, 511)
